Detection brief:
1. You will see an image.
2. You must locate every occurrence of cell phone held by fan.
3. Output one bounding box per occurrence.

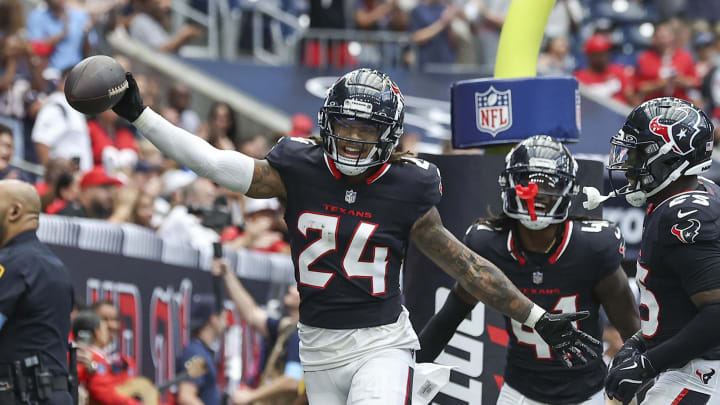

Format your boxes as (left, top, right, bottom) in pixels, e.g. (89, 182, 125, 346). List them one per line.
(213, 242, 223, 259)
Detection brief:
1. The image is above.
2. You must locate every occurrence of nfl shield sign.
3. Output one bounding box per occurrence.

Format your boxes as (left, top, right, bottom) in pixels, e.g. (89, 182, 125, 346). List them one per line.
(532, 271, 543, 285)
(475, 86, 512, 136)
(345, 189, 357, 204)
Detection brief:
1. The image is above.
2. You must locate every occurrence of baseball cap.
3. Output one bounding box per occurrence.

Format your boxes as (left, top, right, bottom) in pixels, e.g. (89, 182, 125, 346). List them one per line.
(80, 166, 123, 189)
(584, 34, 612, 54)
(190, 294, 221, 331)
(289, 114, 313, 138)
(162, 169, 197, 195)
(694, 32, 715, 49)
(244, 197, 281, 215)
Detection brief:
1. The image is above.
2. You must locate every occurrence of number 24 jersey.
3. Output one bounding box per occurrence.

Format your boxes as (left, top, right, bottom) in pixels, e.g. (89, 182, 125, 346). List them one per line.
(266, 137, 442, 329)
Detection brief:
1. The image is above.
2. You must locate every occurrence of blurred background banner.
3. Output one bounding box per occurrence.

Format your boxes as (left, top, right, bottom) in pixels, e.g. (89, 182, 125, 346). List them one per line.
(44, 234, 287, 399)
(451, 77, 581, 148)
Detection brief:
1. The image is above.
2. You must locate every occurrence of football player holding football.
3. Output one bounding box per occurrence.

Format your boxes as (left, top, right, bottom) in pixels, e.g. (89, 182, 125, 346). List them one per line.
(416, 135, 640, 404)
(111, 68, 598, 404)
(584, 97, 720, 404)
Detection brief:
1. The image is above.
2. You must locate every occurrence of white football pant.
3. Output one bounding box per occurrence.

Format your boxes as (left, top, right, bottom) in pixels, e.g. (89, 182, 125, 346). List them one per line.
(642, 359, 720, 404)
(304, 347, 414, 405)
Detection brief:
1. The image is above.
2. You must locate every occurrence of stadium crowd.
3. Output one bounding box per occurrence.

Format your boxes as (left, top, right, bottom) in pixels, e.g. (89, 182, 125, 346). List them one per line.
(2, 0, 720, 252)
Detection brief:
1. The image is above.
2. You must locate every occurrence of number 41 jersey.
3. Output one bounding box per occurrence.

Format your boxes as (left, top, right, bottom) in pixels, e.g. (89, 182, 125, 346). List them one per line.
(464, 219, 625, 404)
(638, 179, 720, 364)
(266, 137, 442, 329)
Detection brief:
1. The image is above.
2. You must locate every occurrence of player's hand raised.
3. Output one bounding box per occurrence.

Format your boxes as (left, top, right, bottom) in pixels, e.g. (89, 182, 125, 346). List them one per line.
(112, 72, 146, 122)
(533, 311, 600, 368)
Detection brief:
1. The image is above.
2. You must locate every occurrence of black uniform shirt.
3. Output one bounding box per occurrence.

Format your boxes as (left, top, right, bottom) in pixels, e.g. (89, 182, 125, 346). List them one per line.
(464, 219, 624, 404)
(266, 137, 442, 329)
(638, 179, 720, 363)
(0, 231, 73, 375)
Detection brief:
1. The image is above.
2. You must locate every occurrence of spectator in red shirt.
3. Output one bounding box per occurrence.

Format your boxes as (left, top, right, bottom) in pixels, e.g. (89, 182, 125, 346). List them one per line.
(635, 20, 699, 102)
(45, 171, 80, 214)
(73, 310, 141, 405)
(56, 166, 122, 218)
(88, 109, 138, 173)
(574, 34, 636, 105)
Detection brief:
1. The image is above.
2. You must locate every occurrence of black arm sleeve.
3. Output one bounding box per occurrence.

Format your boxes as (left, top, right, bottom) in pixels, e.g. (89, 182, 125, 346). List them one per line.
(416, 287, 476, 363)
(646, 303, 720, 372)
(664, 240, 720, 296)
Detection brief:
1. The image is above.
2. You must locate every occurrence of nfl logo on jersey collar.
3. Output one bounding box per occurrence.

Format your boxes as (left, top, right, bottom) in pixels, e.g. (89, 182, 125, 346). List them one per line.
(532, 271, 543, 285)
(345, 189, 357, 204)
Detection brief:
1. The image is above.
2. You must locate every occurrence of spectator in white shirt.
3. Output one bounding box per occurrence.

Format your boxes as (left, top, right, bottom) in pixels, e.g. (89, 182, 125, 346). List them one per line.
(157, 176, 220, 249)
(31, 69, 93, 171)
(128, 0, 202, 53)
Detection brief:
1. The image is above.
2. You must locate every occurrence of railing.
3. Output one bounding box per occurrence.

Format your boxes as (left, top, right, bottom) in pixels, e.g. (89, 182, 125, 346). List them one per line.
(169, 0, 418, 69)
(298, 28, 417, 70)
(171, 0, 221, 59)
(37, 214, 295, 282)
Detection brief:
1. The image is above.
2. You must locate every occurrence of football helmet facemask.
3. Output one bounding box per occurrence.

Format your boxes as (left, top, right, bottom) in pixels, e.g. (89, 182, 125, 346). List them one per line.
(318, 68, 404, 176)
(608, 97, 714, 207)
(499, 135, 579, 230)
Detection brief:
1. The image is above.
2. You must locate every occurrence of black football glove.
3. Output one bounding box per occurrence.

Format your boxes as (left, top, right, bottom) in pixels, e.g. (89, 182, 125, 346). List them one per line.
(610, 332, 647, 370)
(112, 72, 146, 122)
(605, 353, 657, 404)
(533, 311, 600, 368)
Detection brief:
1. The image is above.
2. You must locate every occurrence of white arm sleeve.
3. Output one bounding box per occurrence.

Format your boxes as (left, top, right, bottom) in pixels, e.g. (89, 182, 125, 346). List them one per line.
(133, 108, 254, 194)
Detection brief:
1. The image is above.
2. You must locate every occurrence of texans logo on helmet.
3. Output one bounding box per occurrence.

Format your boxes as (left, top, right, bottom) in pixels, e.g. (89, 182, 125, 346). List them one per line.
(648, 106, 703, 155)
(671, 218, 702, 244)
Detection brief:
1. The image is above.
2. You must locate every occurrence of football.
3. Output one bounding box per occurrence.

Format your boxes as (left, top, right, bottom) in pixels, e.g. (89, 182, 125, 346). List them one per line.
(64, 55, 128, 115)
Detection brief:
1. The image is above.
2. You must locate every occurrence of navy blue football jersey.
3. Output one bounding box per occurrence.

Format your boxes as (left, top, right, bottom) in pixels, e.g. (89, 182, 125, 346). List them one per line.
(464, 219, 624, 404)
(266, 137, 442, 329)
(637, 178, 720, 363)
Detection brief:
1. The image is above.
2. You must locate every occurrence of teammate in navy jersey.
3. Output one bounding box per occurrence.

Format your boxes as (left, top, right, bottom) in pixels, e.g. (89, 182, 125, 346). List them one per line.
(417, 135, 640, 404)
(109, 68, 598, 404)
(582, 97, 720, 404)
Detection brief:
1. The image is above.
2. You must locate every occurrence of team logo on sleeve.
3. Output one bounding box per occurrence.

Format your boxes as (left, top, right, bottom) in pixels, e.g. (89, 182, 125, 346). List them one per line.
(671, 219, 701, 244)
(476, 86, 512, 136)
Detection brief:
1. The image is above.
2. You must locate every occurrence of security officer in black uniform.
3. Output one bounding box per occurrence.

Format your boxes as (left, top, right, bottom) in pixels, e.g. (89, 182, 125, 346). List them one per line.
(0, 180, 74, 405)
